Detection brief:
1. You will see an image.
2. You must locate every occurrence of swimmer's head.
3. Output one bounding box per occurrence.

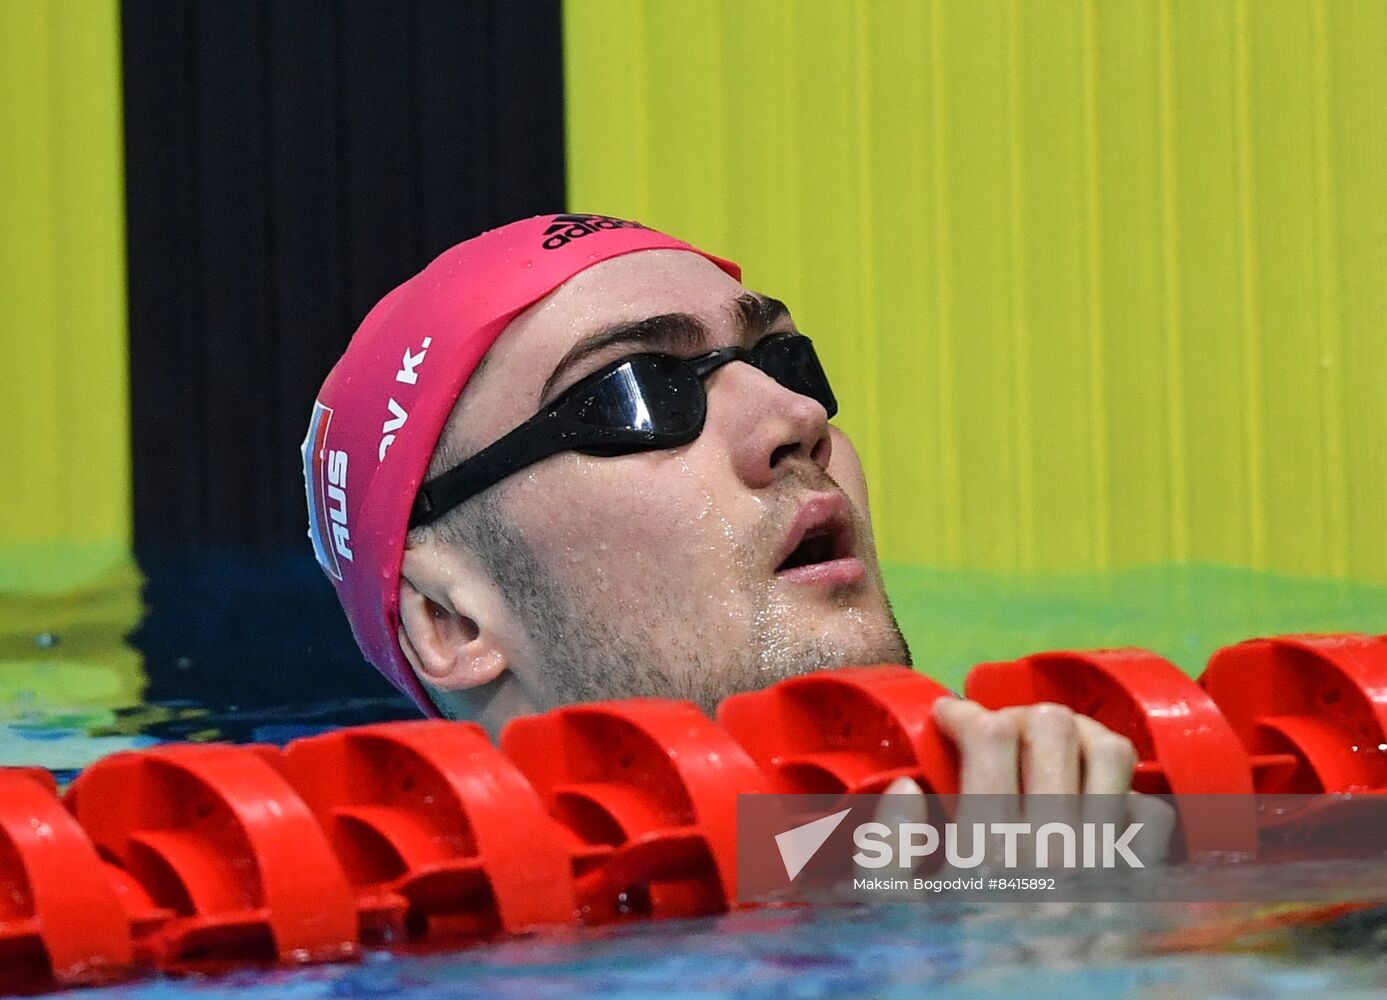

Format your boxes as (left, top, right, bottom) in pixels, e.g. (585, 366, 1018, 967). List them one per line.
(305, 213, 909, 728)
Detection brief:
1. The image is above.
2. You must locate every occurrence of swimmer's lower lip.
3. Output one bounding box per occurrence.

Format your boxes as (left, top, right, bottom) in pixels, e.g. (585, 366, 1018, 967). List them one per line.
(775, 556, 866, 587)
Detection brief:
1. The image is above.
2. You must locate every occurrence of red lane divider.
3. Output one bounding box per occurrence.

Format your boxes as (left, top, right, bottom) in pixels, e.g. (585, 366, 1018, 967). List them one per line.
(963, 648, 1258, 855)
(68, 744, 359, 972)
(0, 769, 135, 990)
(965, 648, 1258, 795)
(1, 632, 1385, 992)
(1202, 634, 1387, 793)
(277, 720, 576, 942)
(502, 699, 771, 922)
(717, 665, 960, 794)
(3, 767, 57, 794)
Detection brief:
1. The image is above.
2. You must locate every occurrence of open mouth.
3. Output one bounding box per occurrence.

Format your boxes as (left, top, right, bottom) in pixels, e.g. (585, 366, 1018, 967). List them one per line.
(774, 496, 857, 577)
(777, 525, 846, 571)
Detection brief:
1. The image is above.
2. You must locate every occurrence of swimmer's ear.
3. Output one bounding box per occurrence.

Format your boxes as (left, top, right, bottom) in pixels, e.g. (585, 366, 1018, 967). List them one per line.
(396, 574, 508, 692)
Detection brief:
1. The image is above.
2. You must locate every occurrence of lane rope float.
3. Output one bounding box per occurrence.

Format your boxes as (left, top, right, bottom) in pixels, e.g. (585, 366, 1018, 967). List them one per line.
(2, 632, 1384, 992)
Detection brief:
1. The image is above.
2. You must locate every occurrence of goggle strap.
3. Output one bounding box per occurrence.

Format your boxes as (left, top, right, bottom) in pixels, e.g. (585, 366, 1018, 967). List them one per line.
(410, 416, 570, 528)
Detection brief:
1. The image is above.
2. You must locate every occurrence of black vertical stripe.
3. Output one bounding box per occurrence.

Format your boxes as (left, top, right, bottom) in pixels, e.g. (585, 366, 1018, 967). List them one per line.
(120, 0, 565, 710)
(123, 0, 566, 553)
(194, 1, 275, 547)
(123, 0, 204, 548)
(266, 0, 345, 545)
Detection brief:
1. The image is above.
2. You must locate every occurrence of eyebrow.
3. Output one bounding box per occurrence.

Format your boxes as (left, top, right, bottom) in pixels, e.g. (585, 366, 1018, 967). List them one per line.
(733, 292, 790, 341)
(538, 291, 792, 403)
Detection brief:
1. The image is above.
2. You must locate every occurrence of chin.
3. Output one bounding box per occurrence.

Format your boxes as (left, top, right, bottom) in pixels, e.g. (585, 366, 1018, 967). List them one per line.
(808, 609, 912, 670)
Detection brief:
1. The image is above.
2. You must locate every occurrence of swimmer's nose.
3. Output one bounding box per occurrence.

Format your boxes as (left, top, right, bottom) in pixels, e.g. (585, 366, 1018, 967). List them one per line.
(717, 363, 832, 489)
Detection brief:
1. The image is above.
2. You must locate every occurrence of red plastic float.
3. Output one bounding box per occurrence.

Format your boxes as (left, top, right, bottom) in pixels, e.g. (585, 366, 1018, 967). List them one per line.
(963, 648, 1260, 855)
(276, 720, 575, 941)
(502, 698, 771, 922)
(1202, 634, 1387, 793)
(67, 743, 359, 971)
(965, 648, 1258, 796)
(0, 768, 135, 990)
(717, 664, 960, 794)
(0, 632, 1383, 992)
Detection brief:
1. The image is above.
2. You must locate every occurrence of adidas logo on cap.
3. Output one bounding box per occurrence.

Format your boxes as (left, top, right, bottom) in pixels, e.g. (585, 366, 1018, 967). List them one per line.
(541, 213, 647, 251)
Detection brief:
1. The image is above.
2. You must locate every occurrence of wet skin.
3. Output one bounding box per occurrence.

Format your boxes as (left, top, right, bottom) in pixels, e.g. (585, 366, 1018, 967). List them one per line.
(397, 249, 1168, 812)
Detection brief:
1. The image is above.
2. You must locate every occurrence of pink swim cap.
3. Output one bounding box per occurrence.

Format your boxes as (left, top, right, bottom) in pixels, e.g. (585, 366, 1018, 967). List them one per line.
(303, 214, 740, 714)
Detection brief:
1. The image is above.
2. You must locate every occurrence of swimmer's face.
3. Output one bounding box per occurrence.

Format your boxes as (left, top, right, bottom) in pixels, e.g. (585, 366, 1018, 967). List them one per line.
(401, 249, 909, 723)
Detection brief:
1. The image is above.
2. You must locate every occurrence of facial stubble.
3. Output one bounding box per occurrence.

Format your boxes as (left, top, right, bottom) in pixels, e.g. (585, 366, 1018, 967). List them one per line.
(455, 485, 913, 716)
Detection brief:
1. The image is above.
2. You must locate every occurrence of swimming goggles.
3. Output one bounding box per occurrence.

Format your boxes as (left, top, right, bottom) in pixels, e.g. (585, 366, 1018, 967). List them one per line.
(409, 332, 838, 528)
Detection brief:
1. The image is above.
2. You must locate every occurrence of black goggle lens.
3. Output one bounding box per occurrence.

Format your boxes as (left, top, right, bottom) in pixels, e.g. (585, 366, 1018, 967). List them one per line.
(753, 334, 838, 418)
(567, 333, 833, 441)
(569, 355, 705, 434)
(410, 334, 837, 527)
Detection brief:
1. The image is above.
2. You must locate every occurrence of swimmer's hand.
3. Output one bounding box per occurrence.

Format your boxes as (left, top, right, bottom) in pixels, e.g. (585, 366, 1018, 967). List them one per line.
(928, 698, 1177, 865)
(932, 697, 1140, 796)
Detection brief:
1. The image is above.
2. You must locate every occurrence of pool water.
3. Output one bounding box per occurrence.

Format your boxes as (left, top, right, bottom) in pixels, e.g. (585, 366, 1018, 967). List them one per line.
(61, 901, 1387, 1000)
(3, 552, 1387, 997)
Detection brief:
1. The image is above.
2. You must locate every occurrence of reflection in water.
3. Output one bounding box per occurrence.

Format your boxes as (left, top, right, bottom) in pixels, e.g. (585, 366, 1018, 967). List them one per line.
(0, 550, 414, 771)
(4, 554, 1387, 995)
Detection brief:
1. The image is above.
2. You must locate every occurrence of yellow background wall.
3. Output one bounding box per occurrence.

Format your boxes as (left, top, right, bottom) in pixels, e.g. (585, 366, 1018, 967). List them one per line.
(564, 0, 1387, 584)
(0, 0, 130, 592)
(0, 0, 141, 715)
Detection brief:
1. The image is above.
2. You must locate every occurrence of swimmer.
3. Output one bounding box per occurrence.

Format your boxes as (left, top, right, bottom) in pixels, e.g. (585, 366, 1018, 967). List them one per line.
(304, 213, 1156, 806)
